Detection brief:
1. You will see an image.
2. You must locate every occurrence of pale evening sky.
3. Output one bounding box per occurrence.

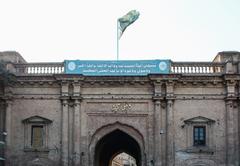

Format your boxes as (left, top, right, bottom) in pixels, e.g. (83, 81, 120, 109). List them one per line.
(0, 0, 240, 62)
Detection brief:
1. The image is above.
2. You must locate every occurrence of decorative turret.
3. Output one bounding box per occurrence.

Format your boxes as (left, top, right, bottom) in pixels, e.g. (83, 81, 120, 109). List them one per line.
(213, 51, 240, 63)
(0, 51, 26, 63)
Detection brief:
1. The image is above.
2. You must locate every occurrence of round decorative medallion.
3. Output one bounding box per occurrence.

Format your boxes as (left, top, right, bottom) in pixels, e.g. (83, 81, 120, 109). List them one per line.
(159, 61, 167, 71)
(68, 61, 76, 71)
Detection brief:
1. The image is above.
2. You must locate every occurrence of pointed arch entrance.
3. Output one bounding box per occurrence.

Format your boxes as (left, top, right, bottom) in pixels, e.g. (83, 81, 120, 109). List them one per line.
(89, 122, 145, 166)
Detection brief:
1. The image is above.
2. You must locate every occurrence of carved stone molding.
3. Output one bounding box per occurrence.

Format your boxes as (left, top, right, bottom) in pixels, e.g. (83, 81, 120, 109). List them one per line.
(111, 103, 132, 113)
(154, 100, 161, 106)
(73, 99, 81, 106)
(86, 101, 148, 114)
(61, 99, 68, 106)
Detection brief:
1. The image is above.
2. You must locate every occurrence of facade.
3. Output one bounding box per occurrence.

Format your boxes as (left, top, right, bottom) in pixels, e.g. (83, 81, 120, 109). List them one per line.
(0, 51, 239, 166)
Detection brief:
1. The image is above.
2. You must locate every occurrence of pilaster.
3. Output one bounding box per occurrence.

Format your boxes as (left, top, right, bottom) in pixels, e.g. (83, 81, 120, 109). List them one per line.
(165, 81, 175, 166)
(61, 99, 69, 166)
(225, 79, 238, 166)
(225, 100, 237, 166)
(154, 99, 162, 166)
(73, 99, 81, 166)
(152, 81, 164, 166)
(5, 100, 12, 164)
(166, 99, 175, 166)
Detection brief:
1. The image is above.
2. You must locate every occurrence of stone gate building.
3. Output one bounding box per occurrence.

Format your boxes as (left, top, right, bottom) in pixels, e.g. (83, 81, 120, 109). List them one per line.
(0, 51, 239, 166)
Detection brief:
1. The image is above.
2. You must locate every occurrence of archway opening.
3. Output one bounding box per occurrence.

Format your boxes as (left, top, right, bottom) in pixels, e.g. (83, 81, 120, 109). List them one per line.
(111, 152, 137, 166)
(94, 129, 141, 166)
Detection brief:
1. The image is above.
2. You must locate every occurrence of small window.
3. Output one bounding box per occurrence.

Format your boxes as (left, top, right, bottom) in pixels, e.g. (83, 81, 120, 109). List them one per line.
(193, 126, 206, 146)
(31, 126, 44, 149)
(22, 116, 52, 151)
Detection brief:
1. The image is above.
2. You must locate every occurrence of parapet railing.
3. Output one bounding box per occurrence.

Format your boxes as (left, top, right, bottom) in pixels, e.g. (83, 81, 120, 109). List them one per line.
(171, 62, 225, 74)
(14, 63, 64, 75)
(12, 62, 225, 75)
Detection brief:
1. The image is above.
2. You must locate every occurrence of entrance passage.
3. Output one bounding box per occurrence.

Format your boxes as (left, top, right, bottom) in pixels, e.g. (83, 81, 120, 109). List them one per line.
(94, 129, 141, 166)
(112, 152, 137, 166)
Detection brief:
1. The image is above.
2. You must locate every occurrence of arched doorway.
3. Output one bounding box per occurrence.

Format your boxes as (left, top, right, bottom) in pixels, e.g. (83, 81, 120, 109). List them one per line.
(95, 129, 141, 166)
(89, 122, 145, 166)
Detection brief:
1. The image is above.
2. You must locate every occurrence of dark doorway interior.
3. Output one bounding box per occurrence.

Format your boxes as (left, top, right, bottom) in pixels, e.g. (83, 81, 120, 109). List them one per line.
(94, 129, 141, 166)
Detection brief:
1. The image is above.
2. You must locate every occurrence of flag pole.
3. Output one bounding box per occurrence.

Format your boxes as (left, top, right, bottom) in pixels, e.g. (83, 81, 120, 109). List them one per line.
(117, 20, 119, 61)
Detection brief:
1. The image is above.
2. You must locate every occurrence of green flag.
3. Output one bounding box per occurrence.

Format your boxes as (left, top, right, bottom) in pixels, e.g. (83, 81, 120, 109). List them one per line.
(118, 10, 140, 39)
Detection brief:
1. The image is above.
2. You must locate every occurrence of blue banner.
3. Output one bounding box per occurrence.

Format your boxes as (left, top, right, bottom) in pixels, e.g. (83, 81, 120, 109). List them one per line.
(64, 60, 170, 76)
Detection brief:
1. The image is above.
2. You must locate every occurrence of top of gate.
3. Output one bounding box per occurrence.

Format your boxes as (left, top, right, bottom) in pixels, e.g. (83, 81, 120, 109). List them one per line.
(2, 51, 240, 76)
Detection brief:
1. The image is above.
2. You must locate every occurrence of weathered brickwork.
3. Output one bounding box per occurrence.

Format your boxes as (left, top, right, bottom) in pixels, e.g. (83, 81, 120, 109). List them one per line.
(0, 51, 239, 166)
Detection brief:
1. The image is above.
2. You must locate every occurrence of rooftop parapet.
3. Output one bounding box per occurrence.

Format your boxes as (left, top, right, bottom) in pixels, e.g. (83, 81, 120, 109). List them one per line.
(13, 61, 225, 76)
(1, 51, 240, 76)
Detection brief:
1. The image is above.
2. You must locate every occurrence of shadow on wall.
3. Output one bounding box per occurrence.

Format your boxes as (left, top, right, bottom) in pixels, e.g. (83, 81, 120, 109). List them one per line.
(26, 157, 55, 166)
(7, 155, 57, 166)
(181, 158, 217, 166)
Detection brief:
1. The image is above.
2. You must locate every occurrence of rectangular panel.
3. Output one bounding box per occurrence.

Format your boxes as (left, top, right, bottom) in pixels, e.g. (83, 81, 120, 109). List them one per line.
(86, 102, 149, 113)
(64, 60, 170, 75)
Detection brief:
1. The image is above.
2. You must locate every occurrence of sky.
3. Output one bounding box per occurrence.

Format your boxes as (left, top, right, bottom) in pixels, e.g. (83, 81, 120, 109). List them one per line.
(0, 0, 240, 62)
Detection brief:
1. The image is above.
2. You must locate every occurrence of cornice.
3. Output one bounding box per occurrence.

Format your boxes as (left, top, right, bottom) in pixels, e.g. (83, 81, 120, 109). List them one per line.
(54, 74, 85, 81)
(148, 74, 180, 81)
(152, 95, 164, 101)
(175, 75, 225, 87)
(224, 74, 240, 82)
(13, 74, 237, 85)
(13, 80, 60, 87)
(82, 77, 150, 86)
(225, 96, 238, 101)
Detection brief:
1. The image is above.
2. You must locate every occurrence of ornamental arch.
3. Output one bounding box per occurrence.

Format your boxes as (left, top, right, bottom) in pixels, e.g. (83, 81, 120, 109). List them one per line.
(89, 122, 146, 166)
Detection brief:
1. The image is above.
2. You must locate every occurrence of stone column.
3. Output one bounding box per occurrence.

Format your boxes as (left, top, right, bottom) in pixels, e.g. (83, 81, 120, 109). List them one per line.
(166, 81, 175, 166)
(160, 102, 167, 166)
(73, 99, 81, 166)
(152, 81, 164, 166)
(5, 100, 12, 162)
(166, 99, 175, 166)
(154, 100, 162, 166)
(61, 99, 69, 166)
(225, 78, 238, 166)
(226, 100, 238, 166)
